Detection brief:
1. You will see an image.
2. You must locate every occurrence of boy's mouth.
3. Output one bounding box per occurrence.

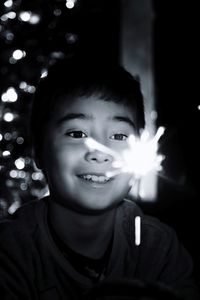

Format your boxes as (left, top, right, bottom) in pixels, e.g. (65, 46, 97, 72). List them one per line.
(77, 174, 111, 183)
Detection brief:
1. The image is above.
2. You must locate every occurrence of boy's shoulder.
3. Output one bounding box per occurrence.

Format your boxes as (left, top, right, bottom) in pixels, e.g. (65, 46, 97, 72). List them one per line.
(0, 198, 45, 242)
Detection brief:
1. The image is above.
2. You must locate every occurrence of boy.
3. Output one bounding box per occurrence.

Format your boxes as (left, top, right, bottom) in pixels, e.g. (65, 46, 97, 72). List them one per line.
(0, 58, 199, 300)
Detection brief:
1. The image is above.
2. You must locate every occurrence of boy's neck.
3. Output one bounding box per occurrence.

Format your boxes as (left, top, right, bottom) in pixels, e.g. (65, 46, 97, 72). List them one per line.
(48, 198, 117, 259)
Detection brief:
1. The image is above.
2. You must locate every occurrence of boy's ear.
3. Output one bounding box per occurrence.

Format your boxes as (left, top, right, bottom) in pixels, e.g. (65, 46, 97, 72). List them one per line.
(32, 148, 44, 171)
(34, 157, 43, 171)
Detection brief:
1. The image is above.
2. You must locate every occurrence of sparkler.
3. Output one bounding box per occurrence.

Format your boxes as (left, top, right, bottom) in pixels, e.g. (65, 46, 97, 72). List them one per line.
(85, 127, 165, 181)
(85, 128, 165, 247)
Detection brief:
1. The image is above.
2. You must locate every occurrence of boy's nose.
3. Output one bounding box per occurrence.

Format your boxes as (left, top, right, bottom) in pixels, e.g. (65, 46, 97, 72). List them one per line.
(85, 150, 113, 164)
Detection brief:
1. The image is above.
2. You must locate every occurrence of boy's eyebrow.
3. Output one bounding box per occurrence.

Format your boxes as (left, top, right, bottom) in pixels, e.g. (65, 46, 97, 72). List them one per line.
(112, 116, 135, 129)
(57, 113, 93, 125)
(57, 113, 135, 129)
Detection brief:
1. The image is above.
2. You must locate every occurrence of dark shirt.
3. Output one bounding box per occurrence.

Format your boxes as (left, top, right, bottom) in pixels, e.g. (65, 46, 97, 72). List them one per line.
(0, 197, 199, 300)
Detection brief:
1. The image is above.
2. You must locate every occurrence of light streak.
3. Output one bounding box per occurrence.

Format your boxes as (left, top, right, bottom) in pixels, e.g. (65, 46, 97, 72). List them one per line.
(135, 216, 141, 246)
(3, 112, 14, 122)
(84, 127, 165, 181)
(85, 138, 121, 161)
(8, 200, 20, 214)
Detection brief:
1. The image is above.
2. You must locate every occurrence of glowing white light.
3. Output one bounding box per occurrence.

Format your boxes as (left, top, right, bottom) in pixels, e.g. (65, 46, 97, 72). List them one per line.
(0, 14, 8, 21)
(30, 14, 40, 24)
(15, 158, 25, 170)
(4, 0, 13, 8)
(3, 150, 11, 157)
(7, 87, 18, 101)
(19, 81, 27, 89)
(19, 81, 35, 93)
(4, 112, 14, 122)
(19, 11, 31, 22)
(111, 127, 165, 179)
(10, 170, 18, 178)
(84, 127, 165, 180)
(198, 105, 200, 110)
(8, 201, 20, 214)
(41, 69, 48, 78)
(27, 86, 36, 93)
(0, 133, 3, 141)
(7, 11, 16, 19)
(1, 93, 7, 102)
(32, 172, 44, 181)
(1, 12, 16, 21)
(12, 49, 26, 60)
(1, 87, 18, 102)
(135, 216, 141, 246)
(66, 0, 76, 9)
(18, 171, 26, 178)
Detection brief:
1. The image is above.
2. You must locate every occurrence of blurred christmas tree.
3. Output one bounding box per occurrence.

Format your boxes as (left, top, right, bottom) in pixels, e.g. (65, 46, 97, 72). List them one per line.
(0, 0, 120, 217)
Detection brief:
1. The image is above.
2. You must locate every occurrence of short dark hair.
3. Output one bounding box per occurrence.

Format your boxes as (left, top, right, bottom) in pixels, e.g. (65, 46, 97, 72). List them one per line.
(30, 58, 145, 162)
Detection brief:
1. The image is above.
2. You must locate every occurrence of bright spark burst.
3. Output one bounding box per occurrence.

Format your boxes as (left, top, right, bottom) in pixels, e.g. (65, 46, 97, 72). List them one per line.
(84, 127, 165, 181)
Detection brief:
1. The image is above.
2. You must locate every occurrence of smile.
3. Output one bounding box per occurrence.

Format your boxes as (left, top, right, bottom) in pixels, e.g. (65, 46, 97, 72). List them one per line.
(78, 174, 111, 183)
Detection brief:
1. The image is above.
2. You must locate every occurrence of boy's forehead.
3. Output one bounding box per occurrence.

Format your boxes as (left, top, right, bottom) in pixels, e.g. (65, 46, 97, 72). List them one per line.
(53, 94, 135, 123)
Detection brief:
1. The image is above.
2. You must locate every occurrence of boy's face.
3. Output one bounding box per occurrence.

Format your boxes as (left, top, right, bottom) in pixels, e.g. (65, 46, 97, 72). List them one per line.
(43, 95, 136, 213)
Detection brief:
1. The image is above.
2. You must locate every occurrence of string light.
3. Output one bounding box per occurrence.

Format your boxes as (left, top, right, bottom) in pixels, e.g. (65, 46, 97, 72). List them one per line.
(4, 0, 13, 8)
(19, 82, 36, 93)
(10, 170, 18, 178)
(19, 11, 31, 22)
(4, 133, 12, 141)
(0, 0, 69, 215)
(1, 87, 18, 102)
(16, 137, 24, 144)
(32, 172, 44, 181)
(15, 158, 25, 170)
(2, 150, 11, 157)
(1, 12, 16, 21)
(66, 0, 77, 9)
(20, 182, 28, 191)
(29, 14, 40, 25)
(12, 49, 26, 60)
(18, 11, 40, 24)
(3, 112, 14, 122)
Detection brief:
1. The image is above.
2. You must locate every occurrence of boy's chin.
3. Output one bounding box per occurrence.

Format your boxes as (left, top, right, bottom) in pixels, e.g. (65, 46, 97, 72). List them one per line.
(67, 198, 124, 216)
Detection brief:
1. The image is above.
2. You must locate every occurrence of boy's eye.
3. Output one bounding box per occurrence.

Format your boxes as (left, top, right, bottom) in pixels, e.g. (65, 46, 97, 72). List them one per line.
(66, 131, 87, 138)
(110, 133, 128, 141)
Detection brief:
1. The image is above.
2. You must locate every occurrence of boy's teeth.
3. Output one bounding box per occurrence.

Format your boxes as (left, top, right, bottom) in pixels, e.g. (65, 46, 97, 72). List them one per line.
(81, 174, 110, 182)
